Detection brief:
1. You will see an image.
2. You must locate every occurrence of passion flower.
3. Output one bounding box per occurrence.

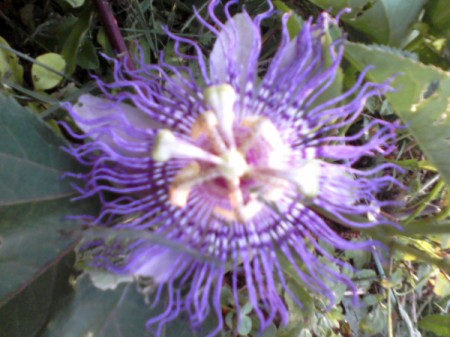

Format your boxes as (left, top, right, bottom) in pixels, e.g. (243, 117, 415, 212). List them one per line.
(64, 1, 402, 335)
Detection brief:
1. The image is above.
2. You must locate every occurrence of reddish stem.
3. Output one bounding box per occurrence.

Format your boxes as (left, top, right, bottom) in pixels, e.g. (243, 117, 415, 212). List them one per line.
(92, 0, 135, 70)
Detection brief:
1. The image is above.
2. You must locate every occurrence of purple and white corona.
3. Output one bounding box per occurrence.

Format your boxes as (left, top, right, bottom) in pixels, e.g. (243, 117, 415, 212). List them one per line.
(65, 1, 402, 335)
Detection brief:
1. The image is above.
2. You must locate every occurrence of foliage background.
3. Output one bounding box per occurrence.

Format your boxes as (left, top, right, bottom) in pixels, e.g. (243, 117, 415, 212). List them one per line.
(0, 0, 449, 336)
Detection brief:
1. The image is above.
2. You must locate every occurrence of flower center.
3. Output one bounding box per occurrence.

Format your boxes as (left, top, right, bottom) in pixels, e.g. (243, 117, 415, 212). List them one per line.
(152, 84, 321, 223)
(219, 149, 248, 180)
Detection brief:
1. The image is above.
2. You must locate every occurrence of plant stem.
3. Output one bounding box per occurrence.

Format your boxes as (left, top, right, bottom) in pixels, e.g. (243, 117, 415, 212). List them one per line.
(92, 0, 135, 70)
(404, 180, 446, 225)
(388, 238, 450, 272)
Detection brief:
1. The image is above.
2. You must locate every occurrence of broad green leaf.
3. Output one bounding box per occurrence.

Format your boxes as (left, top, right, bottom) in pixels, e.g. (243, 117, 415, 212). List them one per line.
(0, 94, 94, 336)
(42, 275, 220, 337)
(310, 0, 425, 46)
(0, 251, 75, 337)
(0, 36, 23, 85)
(344, 42, 450, 185)
(0, 94, 75, 206)
(32, 53, 66, 90)
(42, 275, 152, 337)
(419, 315, 450, 336)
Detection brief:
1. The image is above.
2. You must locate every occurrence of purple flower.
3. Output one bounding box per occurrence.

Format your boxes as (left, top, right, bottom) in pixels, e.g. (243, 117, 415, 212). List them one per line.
(64, 1, 402, 335)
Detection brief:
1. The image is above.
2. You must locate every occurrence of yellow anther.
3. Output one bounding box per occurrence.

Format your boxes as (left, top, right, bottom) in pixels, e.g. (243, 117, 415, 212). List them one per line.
(152, 129, 176, 162)
(169, 162, 202, 207)
(191, 111, 218, 140)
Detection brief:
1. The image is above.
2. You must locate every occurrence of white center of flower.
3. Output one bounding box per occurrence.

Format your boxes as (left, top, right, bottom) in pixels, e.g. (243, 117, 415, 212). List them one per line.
(219, 149, 248, 180)
(152, 84, 321, 223)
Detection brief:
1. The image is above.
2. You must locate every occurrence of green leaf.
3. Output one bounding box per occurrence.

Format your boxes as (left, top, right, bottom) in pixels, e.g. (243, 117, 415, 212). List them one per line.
(0, 251, 75, 337)
(240, 302, 253, 316)
(261, 324, 277, 337)
(32, 53, 66, 90)
(424, 0, 450, 39)
(0, 94, 94, 336)
(310, 0, 425, 46)
(42, 275, 152, 337)
(433, 272, 450, 297)
(63, 0, 86, 8)
(97, 28, 115, 58)
(61, 4, 93, 75)
(274, 1, 304, 39)
(0, 36, 23, 85)
(344, 244, 371, 269)
(238, 316, 252, 336)
(77, 39, 99, 70)
(344, 42, 450, 185)
(419, 314, 450, 337)
(42, 275, 219, 337)
(278, 277, 315, 337)
(298, 329, 313, 337)
(353, 269, 377, 292)
(311, 28, 344, 110)
(359, 306, 387, 336)
(0, 94, 75, 206)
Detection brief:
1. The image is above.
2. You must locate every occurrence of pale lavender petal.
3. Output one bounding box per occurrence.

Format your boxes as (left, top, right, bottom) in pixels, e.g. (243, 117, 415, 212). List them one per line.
(210, 13, 259, 93)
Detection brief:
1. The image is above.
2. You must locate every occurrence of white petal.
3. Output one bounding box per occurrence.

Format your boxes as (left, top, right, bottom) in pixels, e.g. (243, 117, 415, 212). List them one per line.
(73, 95, 164, 157)
(210, 13, 258, 90)
(73, 94, 163, 134)
(133, 248, 181, 283)
(292, 160, 321, 199)
(87, 270, 133, 290)
(275, 36, 298, 70)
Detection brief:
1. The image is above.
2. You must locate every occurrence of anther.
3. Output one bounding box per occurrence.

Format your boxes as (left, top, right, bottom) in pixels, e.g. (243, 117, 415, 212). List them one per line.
(203, 84, 237, 147)
(152, 129, 223, 165)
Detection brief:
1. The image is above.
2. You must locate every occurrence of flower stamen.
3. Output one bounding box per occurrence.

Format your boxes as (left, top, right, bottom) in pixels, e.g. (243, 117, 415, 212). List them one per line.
(203, 84, 237, 148)
(213, 178, 264, 223)
(252, 160, 322, 200)
(152, 129, 223, 165)
(170, 162, 222, 207)
(191, 111, 228, 154)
